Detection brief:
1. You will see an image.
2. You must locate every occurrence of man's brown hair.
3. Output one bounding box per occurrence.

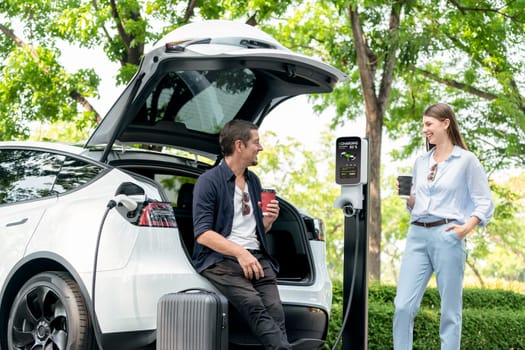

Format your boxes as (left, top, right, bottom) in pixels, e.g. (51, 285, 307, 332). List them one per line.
(219, 120, 258, 156)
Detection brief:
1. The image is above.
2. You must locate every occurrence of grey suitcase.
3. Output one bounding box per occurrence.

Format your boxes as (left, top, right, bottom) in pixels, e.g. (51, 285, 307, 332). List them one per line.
(156, 289, 228, 350)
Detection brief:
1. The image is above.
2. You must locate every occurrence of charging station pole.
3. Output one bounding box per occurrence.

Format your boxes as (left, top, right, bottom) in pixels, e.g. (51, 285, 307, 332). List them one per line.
(334, 137, 369, 350)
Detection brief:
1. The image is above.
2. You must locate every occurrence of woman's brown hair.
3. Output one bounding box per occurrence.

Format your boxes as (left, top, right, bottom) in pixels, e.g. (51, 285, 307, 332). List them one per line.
(424, 103, 468, 151)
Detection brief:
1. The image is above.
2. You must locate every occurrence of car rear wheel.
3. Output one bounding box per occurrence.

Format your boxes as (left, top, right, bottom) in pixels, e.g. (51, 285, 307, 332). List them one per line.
(7, 271, 93, 350)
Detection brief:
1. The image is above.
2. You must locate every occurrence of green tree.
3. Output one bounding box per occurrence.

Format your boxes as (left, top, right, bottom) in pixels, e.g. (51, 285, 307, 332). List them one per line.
(480, 174, 525, 283)
(0, 22, 100, 140)
(0, 0, 293, 140)
(267, 0, 525, 280)
(256, 130, 347, 279)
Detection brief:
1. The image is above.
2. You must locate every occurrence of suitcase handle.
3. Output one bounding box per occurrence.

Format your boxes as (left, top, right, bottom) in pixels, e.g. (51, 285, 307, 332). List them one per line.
(178, 288, 217, 294)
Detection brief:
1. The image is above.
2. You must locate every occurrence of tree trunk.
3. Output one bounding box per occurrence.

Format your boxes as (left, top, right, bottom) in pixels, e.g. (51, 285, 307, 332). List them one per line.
(349, 7, 382, 281)
(349, 4, 401, 281)
(466, 259, 485, 288)
(366, 118, 383, 281)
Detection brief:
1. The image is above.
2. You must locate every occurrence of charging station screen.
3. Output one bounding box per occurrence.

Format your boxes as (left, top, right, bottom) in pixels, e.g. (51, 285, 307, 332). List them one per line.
(336, 137, 361, 185)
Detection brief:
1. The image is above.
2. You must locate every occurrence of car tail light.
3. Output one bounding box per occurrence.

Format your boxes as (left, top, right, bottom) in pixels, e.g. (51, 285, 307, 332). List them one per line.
(137, 202, 177, 227)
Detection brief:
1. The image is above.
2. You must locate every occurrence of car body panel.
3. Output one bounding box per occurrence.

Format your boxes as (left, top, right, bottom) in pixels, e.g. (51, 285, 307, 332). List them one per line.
(24, 169, 145, 273)
(0, 199, 51, 292)
(92, 229, 213, 332)
(278, 240, 333, 312)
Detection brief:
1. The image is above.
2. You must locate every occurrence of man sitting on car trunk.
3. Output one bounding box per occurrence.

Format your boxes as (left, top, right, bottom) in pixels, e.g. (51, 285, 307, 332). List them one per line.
(192, 119, 291, 350)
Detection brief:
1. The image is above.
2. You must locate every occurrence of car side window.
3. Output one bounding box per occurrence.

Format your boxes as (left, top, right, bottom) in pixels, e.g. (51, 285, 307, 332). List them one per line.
(53, 156, 104, 193)
(0, 149, 104, 204)
(0, 149, 65, 204)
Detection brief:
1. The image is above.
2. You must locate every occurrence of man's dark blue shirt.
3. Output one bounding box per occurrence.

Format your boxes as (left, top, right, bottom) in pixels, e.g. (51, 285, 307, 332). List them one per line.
(191, 161, 277, 273)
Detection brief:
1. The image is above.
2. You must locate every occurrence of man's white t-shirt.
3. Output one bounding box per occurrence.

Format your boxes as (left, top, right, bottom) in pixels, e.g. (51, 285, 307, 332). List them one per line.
(228, 186, 260, 250)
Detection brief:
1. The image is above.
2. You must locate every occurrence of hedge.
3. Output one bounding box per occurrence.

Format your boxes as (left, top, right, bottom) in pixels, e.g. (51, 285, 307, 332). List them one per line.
(325, 280, 525, 350)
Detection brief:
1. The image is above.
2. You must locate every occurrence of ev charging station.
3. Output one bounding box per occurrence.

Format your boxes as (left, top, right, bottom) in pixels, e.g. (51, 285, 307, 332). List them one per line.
(334, 136, 369, 350)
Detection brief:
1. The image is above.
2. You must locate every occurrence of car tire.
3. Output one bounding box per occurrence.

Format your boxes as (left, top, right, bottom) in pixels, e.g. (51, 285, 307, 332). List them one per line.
(7, 271, 94, 350)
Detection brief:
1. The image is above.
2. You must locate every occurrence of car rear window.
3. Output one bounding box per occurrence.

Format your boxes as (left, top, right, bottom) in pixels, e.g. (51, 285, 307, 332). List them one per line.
(134, 68, 255, 134)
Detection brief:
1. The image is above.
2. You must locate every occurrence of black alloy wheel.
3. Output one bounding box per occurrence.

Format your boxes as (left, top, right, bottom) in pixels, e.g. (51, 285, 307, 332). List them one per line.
(7, 271, 93, 350)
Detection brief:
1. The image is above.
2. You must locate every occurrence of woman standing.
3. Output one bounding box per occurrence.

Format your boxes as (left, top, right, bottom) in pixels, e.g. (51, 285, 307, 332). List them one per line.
(393, 103, 494, 350)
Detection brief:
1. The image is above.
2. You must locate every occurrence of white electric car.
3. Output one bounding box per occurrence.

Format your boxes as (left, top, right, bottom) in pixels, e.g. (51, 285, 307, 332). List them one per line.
(0, 20, 347, 350)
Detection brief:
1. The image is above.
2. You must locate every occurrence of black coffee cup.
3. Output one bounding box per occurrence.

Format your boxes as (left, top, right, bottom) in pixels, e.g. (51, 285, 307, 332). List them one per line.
(397, 175, 412, 198)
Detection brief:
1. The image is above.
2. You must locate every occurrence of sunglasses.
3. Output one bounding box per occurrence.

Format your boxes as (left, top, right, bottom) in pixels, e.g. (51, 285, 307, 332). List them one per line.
(427, 163, 438, 182)
(242, 192, 250, 216)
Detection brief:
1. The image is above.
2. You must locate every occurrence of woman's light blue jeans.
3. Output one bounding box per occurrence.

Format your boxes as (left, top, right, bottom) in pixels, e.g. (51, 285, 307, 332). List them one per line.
(393, 223, 466, 350)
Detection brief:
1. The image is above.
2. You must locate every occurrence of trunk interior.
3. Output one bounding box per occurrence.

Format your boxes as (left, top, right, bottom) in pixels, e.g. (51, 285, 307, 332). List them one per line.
(120, 164, 314, 283)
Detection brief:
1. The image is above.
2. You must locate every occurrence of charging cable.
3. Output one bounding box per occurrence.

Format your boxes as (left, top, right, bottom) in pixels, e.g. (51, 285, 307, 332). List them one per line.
(331, 207, 361, 350)
(93, 195, 138, 318)
(91, 200, 118, 350)
(91, 183, 145, 349)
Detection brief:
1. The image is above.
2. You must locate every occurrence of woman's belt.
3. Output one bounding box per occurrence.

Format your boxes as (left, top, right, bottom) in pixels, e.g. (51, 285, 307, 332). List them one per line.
(412, 218, 454, 228)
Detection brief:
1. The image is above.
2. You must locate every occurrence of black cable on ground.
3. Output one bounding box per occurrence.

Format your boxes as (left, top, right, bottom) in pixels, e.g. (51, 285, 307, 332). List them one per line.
(331, 208, 361, 350)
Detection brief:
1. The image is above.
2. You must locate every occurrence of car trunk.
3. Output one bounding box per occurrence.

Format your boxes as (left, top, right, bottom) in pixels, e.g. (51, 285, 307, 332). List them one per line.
(85, 24, 346, 160)
(111, 160, 316, 283)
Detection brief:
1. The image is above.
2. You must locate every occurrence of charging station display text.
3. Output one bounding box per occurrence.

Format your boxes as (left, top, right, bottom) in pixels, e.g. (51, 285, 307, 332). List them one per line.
(335, 137, 362, 185)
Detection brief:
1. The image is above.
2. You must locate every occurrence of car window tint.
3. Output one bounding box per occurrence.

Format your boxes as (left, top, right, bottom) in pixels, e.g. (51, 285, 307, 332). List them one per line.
(0, 149, 64, 204)
(138, 69, 255, 134)
(53, 157, 104, 193)
(153, 174, 196, 205)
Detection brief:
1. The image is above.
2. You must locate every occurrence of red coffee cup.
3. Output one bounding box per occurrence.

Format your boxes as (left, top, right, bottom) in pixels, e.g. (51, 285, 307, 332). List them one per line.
(261, 189, 276, 215)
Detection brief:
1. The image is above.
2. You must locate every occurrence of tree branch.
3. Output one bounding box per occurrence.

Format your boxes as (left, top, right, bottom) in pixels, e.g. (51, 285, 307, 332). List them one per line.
(109, 0, 130, 52)
(466, 258, 485, 288)
(437, 21, 525, 113)
(0, 23, 39, 61)
(108, 0, 145, 65)
(92, 0, 114, 43)
(412, 66, 498, 101)
(70, 91, 102, 124)
(183, 0, 198, 23)
(378, 4, 401, 116)
(0, 22, 101, 123)
(448, 0, 523, 23)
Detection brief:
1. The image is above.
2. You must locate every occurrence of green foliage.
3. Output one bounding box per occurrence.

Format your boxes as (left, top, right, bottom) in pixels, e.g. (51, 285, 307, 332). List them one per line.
(0, 44, 99, 140)
(256, 130, 347, 279)
(29, 119, 93, 143)
(327, 280, 525, 349)
(0, 0, 300, 141)
(267, 1, 364, 127)
(269, 0, 525, 171)
(480, 175, 525, 281)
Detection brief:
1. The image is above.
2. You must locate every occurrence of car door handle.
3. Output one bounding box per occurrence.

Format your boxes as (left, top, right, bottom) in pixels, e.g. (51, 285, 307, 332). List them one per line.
(6, 218, 28, 227)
